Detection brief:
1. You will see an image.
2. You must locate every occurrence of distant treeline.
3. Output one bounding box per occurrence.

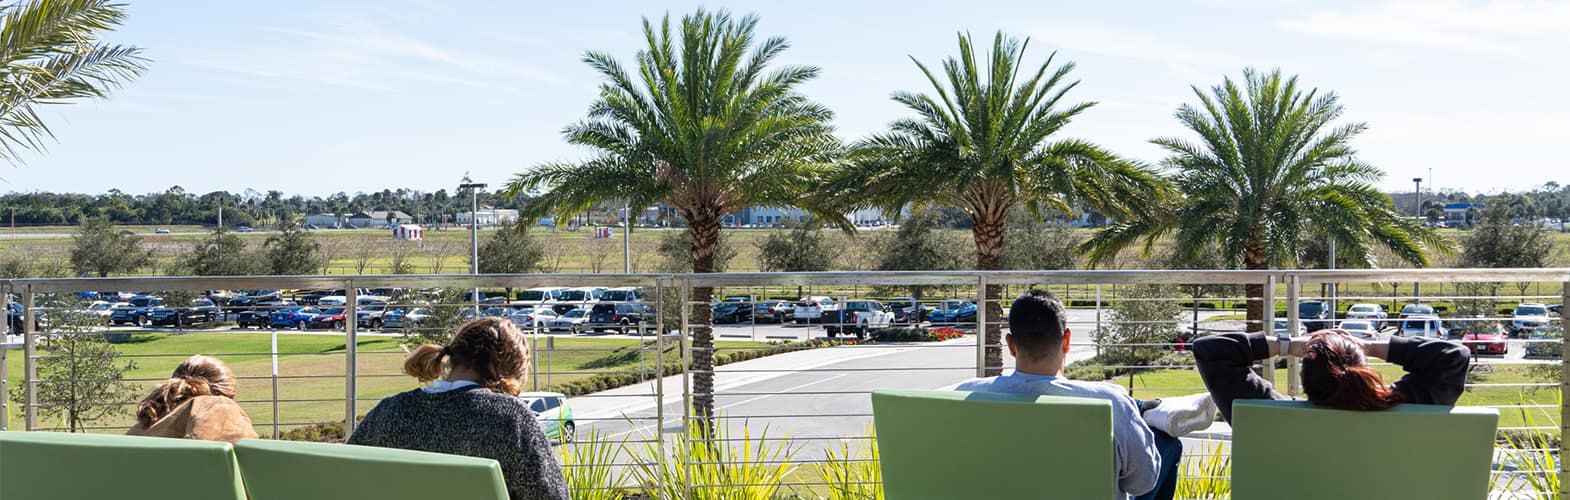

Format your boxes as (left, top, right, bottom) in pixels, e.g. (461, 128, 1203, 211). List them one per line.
(0, 187, 527, 227)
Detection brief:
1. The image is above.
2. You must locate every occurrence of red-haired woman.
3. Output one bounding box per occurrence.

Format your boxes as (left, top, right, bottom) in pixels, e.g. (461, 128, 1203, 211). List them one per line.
(1194, 329, 1470, 422)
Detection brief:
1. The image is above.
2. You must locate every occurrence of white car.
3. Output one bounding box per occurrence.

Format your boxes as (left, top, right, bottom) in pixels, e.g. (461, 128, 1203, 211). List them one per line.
(1340, 320, 1380, 341)
(507, 307, 558, 329)
(548, 309, 590, 333)
(86, 301, 117, 320)
(515, 287, 567, 310)
(1272, 319, 1307, 336)
(1344, 303, 1388, 323)
(792, 296, 837, 324)
(599, 287, 644, 304)
(554, 287, 605, 313)
(1513, 303, 1551, 334)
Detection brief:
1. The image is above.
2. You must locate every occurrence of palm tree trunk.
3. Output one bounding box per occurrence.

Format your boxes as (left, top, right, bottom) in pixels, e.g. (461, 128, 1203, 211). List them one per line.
(687, 213, 721, 429)
(971, 215, 1005, 376)
(1243, 241, 1269, 333)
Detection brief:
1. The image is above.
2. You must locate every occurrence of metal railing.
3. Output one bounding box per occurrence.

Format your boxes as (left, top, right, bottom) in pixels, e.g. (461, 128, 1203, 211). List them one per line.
(1, 268, 1566, 498)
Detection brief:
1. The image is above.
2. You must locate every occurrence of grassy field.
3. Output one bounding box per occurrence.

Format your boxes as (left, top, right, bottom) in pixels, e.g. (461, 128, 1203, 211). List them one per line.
(1120, 363, 1560, 429)
(3, 331, 771, 434)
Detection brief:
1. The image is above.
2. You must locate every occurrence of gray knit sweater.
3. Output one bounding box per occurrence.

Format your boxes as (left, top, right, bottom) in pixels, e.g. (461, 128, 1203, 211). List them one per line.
(348, 385, 569, 500)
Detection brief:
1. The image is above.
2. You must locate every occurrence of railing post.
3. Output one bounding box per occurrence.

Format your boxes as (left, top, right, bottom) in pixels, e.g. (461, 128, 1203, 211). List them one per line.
(654, 277, 667, 495)
(679, 277, 691, 427)
(1559, 279, 1568, 500)
(1262, 275, 1277, 386)
(976, 275, 989, 378)
(23, 284, 35, 430)
(1285, 274, 1301, 397)
(345, 284, 358, 435)
(1, 282, 8, 431)
(1094, 284, 1102, 357)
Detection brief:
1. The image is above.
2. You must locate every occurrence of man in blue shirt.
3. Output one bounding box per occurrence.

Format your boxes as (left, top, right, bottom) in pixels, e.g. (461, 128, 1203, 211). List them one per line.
(956, 290, 1194, 500)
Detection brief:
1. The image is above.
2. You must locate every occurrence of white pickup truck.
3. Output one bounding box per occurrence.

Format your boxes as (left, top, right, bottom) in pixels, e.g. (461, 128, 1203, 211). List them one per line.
(825, 299, 894, 338)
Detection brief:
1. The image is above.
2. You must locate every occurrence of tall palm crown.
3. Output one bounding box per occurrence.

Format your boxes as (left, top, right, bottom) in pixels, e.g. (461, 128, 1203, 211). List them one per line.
(1084, 68, 1440, 328)
(504, 9, 841, 420)
(0, 0, 145, 164)
(822, 32, 1165, 375)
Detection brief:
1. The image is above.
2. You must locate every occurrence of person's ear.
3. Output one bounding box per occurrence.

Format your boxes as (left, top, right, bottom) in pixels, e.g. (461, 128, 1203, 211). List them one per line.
(1005, 333, 1017, 358)
(1062, 328, 1072, 354)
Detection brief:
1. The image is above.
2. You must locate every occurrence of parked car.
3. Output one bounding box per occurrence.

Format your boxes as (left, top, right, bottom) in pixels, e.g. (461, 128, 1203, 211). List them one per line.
(1549, 304, 1562, 317)
(506, 307, 558, 330)
(1344, 303, 1388, 324)
(518, 391, 575, 444)
(154, 228, 171, 234)
(318, 289, 389, 307)
(111, 296, 164, 326)
(382, 308, 431, 330)
(236, 309, 271, 328)
(356, 304, 393, 329)
(753, 300, 791, 323)
(588, 303, 654, 333)
(792, 296, 837, 324)
(204, 290, 236, 307)
(86, 300, 117, 321)
(6, 301, 48, 332)
(515, 287, 567, 310)
(269, 307, 322, 329)
(481, 306, 516, 318)
(228, 290, 282, 309)
(1456, 320, 1508, 355)
(149, 299, 218, 327)
(1512, 303, 1552, 335)
(1525, 326, 1563, 358)
(549, 309, 591, 333)
(297, 290, 336, 305)
(1339, 320, 1380, 341)
(1398, 303, 1436, 319)
(1395, 316, 1446, 338)
(928, 300, 978, 324)
(598, 287, 644, 304)
(712, 301, 752, 324)
(307, 307, 348, 330)
(1272, 319, 1307, 336)
(1296, 301, 1331, 331)
(235, 226, 253, 233)
(553, 287, 605, 314)
(885, 297, 928, 324)
(824, 300, 895, 338)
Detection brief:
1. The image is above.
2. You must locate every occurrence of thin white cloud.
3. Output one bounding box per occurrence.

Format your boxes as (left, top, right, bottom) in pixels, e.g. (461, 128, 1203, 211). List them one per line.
(1016, 20, 1240, 73)
(1280, 0, 1570, 55)
(265, 24, 568, 86)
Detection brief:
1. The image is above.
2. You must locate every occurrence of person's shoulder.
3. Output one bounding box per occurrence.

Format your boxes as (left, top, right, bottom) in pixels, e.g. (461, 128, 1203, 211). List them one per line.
(1056, 378, 1132, 399)
(953, 377, 999, 391)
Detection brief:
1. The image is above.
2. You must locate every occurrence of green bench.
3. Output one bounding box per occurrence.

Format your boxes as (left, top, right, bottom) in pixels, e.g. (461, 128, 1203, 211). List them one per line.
(0, 431, 247, 500)
(871, 389, 1115, 499)
(0, 432, 509, 500)
(1231, 400, 1499, 500)
(234, 438, 509, 500)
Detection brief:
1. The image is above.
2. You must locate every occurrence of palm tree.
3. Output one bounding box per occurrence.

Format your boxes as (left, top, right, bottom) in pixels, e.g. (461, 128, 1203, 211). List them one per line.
(504, 9, 843, 420)
(821, 32, 1167, 375)
(1084, 68, 1442, 330)
(0, 0, 146, 164)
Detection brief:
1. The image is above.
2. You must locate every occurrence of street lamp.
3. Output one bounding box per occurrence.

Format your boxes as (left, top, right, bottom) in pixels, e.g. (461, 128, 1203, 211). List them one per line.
(460, 176, 487, 314)
(1412, 177, 1423, 301)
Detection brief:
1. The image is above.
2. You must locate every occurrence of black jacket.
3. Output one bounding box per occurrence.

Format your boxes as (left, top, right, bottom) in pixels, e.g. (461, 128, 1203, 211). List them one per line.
(1193, 333, 1471, 422)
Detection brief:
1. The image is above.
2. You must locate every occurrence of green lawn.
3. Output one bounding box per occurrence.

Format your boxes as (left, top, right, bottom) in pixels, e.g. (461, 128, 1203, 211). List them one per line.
(4, 331, 770, 433)
(1121, 363, 1561, 429)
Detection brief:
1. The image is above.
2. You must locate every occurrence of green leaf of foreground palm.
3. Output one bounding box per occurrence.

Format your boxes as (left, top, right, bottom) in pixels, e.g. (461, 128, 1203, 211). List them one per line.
(0, 0, 147, 164)
(820, 31, 1166, 375)
(1083, 68, 1444, 330)
(503, 8, 842, 420)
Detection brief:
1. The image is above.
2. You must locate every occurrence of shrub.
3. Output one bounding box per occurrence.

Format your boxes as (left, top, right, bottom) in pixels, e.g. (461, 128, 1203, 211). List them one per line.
(816, 427, 883, 500)
(629, 418, 797, 499)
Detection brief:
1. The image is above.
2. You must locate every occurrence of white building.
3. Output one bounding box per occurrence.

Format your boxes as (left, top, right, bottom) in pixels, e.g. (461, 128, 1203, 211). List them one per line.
(455, 208, 520, 227)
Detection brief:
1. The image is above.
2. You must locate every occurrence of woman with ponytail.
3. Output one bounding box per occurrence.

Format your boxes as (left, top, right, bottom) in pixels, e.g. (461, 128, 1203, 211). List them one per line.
(127, 355, 258, 443)
(349, 317, 567, 500)
(1194, 328, 1470, 423)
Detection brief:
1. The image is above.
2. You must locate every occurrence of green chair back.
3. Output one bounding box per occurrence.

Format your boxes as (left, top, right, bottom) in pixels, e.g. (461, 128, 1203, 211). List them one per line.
(1231, 400, 1499, 500)
(0, 431, 245, 500)
(233, 438, 509, 500)
(871, 389, 1115, 500)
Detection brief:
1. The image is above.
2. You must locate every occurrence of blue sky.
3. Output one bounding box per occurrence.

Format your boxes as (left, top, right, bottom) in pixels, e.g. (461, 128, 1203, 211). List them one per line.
(5, 0, 1566, 197)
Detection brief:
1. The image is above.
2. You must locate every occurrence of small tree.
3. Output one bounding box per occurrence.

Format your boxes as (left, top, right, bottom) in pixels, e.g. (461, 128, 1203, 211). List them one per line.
(425, 240, 456, 274)
(587, 238, 614, 273)
(388, 242, 418, 275)
(69, 217, 152, 277)
(874, 210, 967, 301)
(1101, 284, 1182, 366)
(657, 230, 736, 273)
(264, 221, 325, 275)
(180, 228, 267, 276)
(476, 225, 546, 298)
(9, 310, 138, 432)
(1000, 210, 1082, 271)
(759, 225, 840, 273)
(351, 239, 377, 274)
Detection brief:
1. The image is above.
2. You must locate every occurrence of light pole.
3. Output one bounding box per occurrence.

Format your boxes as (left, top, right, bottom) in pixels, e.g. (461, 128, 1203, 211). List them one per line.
(460, 178, 487, 314)
(623, 201, 631, 273)
(1412, 177, 1423, 301)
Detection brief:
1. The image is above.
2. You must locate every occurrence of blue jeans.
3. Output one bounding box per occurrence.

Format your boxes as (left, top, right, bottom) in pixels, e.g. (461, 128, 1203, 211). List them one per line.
(1131, 398, 1183, 500)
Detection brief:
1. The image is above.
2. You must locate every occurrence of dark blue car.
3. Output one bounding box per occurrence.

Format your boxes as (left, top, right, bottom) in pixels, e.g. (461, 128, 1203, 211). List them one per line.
(110, 296, 164, 326)
(269, 307, 321, 329)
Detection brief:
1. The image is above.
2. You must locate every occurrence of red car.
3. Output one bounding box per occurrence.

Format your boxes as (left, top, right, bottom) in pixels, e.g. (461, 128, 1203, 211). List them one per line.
(306, 307, 347, 330)
(1459, 321, 1509, 355)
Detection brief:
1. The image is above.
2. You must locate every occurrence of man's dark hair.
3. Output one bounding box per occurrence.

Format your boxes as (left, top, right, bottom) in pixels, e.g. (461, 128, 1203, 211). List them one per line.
(1007, 289, 1068, 359)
